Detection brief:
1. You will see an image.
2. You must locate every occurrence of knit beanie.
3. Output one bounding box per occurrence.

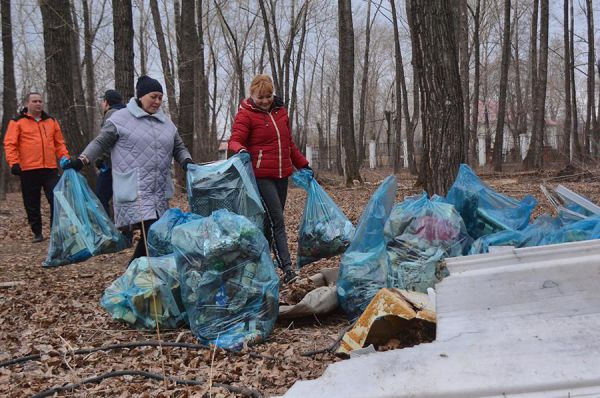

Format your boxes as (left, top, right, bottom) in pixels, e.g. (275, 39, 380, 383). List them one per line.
(136, 75, 163, 99)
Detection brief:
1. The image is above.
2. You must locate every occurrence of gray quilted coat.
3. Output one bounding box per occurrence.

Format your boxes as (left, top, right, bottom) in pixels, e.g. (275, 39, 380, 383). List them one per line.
(82, 98, 191, 227)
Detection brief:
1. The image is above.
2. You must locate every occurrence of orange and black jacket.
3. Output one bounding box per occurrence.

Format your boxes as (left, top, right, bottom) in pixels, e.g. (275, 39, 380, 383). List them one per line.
(4, 109, 69, 171)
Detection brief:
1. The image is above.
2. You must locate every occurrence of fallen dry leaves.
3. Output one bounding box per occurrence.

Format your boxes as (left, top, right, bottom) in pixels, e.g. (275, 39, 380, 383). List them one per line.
(1, 166, 599, 397)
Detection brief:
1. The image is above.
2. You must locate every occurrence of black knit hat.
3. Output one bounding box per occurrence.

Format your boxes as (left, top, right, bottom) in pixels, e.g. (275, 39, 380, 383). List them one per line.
(103, 89, 123, 106)
(136, 75, 163, 99)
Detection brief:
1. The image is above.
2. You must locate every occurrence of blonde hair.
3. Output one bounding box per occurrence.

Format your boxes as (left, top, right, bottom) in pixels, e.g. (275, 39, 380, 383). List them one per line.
(249, 74, 274, 96)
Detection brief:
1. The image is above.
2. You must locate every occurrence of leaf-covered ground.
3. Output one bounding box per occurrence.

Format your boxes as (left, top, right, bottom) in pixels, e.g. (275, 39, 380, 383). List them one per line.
(1, 166, 599, 397)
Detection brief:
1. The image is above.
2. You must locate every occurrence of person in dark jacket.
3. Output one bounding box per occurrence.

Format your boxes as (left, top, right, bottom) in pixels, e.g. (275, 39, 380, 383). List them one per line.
(4, 92, 70, 242)
(228, 74, 310, 284)
(95, 89, 126, 217)
(62, 76, 193, 264)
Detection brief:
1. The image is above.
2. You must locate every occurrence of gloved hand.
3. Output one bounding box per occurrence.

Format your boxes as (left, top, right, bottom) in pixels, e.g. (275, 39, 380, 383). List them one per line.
(95, 158, 109, 173)
(303, 165, 313, 177)
(182, 158, 194, 172)
(61, 156, 84, 171)
(10, 164, 21, 176)
(238, 149, 251, 160)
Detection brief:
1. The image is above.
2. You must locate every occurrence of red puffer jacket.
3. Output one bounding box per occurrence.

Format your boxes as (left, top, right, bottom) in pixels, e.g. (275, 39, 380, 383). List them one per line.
(228, 97, 309, 179)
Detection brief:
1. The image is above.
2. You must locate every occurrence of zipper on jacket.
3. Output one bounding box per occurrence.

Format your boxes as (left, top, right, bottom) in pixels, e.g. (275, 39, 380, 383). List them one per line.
(256, 150, 263, 168)
(37, 121, 46, 166)
(268, 112, 283, 178)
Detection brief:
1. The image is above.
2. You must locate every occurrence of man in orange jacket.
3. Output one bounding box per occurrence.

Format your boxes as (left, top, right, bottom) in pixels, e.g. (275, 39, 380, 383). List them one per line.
(4, 92, 70, 242)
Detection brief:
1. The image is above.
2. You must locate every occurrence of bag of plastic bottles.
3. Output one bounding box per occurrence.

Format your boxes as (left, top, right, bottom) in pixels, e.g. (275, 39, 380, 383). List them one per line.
(44, 169, 127, 267)
(446, 164, 537, 239)
(469, 214, 562, 254)
(186, 152, 265, 229)
(147, 208, 202, 257)
(101, 255, 186, 329)
(172, 209, 279, 350)
(384, 193, 471, 292)
(337, 176, 397, 320)
(539, 215, 600, 245)
(292, 168, 355, 268)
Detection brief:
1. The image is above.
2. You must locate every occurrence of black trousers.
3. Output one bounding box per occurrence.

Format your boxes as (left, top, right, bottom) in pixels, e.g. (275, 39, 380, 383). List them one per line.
(95, 168, 113, 217)
(256, 177, 292, 271)
(129, 219, 157, 263)
(20, 168, 60, 235)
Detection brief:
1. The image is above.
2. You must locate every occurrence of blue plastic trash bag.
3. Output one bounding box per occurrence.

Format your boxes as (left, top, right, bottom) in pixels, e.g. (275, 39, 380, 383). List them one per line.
(292, 169, 355, 268)
(469, 214, 563, 254)
(44, 169, 127, 267)
(187, 152, 265, 229)
(172, 209, 279, 350)
(337, 176, 397, 320)
(101, 255, 186, 329)
(539, 215, 600, 245)
(384, 193, 471, 292)
(446, 164, 537, 238)
(147, 208, 202, 257)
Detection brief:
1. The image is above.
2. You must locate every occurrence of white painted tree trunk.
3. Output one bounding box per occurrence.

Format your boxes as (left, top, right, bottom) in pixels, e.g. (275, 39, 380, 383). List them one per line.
(403, 139, 408, 168)
(306, 145, 313, 166)
(369, 140, 376, 169)
(478, 136, 486, 166)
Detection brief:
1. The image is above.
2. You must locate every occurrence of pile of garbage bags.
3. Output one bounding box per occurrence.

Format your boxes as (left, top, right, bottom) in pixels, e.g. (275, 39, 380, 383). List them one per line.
(186, 153, 265, 229)
(172, 209, 279, 350)
(101, 255, 186, 329)
(293, 168, 355, 268)
(147, 208, 201, 257)
(337, 176, 397, 320)
(384, 193, 471, 293)
(44, 169, 127, 267)
(446, 164, 537, 238)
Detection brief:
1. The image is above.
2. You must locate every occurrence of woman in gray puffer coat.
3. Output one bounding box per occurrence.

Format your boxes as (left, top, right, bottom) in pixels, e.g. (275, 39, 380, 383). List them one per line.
(63, 75, 193, 262)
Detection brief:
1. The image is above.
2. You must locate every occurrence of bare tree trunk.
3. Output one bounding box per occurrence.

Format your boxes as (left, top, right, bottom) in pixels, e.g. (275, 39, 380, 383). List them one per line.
(513, 4, 527, 162)
(69, 0, 90, 136)
(569, 0, 581, 160)
(137, 0, 148, 76)
(258, 0, 280, 94)
(523, 0, 538, 168)
(150, 0, 178, 122)
(82, 0, 96, 133)
(337, 0, 361, 185)
(469, 0, 481, 165)
(113, 0, 135, 99)
(40, 0, 83, 156)
(328, 86, 335, 171)
(524, 0, 548, 169)
(562, 0, 572, 158)
(288, 4, 307, 133)
(390, 0, 405, 173)
(402, 0, 418, 173)
(214, 0, 245, 102)
(178, 0, 198, 153)
(1, 0, 17, 199)
(459, 0, 470, 161)
(206, 12, 220, 146)
(585, 0, 597, 157)
(492, 0, 511, 171)
(357, 0, 377, 166)
(408, 0, 464, 196)
(195, 0, 212, 162)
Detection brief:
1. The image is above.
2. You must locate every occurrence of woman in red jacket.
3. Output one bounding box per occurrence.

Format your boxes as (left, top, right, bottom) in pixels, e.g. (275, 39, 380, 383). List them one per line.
(228, 74, 310, 284)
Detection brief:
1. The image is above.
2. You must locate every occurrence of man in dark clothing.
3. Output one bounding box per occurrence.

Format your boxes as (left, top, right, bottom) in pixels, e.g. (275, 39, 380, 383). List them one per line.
(95, 89, 125, 216)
